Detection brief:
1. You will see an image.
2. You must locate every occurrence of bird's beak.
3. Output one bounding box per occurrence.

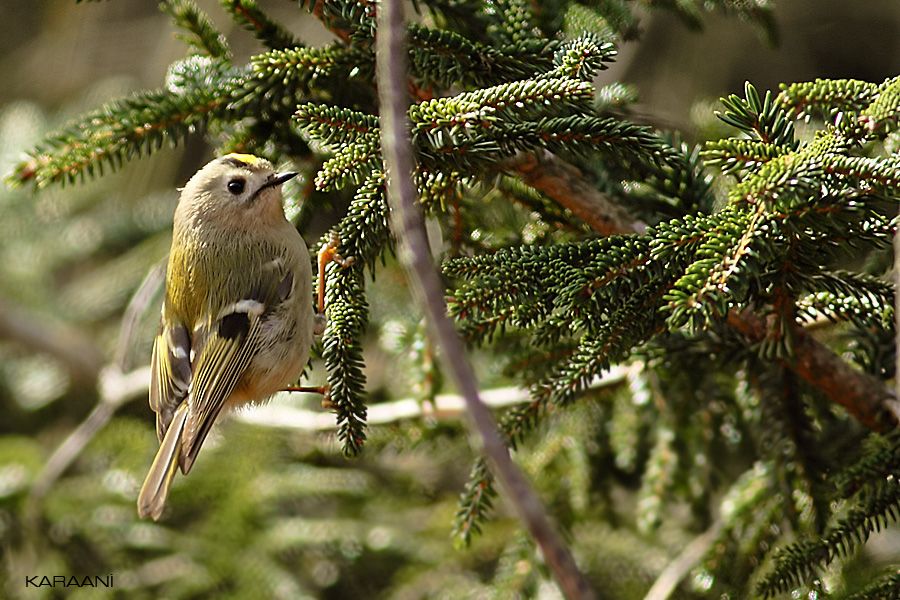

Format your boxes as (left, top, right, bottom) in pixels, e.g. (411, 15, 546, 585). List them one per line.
(270, 171, 298, 187)
(251, 171, 298, 203)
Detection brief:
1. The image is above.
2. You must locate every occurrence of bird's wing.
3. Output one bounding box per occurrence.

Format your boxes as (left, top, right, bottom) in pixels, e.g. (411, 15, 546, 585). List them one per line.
(178, 301, 265, 474)
(179, 260, 297, 474)
(149, 323, 192, 442)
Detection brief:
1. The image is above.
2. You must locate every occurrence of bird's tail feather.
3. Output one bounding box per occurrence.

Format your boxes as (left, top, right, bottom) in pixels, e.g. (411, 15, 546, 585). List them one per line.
(137, 403, 188, 520)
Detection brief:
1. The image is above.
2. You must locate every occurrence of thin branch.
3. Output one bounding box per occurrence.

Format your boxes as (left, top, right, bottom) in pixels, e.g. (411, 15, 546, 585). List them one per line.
(28, 366, 151, 502)
(375, 1, 595, 598)
(0, 297, 104, 386)
(644, 520, 724, 600)
(114, 262, 165, 371)
(239, 366, 631, 430)
(27, 266, 163, 504)
(507, 151, 646, 235)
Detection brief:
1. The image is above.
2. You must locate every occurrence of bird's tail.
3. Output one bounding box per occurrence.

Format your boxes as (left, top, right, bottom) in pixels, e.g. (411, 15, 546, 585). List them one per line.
(137, 402, 188, 520)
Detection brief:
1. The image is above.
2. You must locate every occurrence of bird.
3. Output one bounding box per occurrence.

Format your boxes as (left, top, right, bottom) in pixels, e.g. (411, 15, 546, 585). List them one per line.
(137, 153, 315, 520)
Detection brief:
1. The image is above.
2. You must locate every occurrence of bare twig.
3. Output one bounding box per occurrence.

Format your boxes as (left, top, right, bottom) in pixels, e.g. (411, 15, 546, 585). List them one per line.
(239, 366, 631, 430)
(0, 297, 104, 386)
(29, 366, 152, 501)
(28, 263, 166, 503)
(375, 1, 595, 597)
(644, 520, 724, 600)
(114, 262, 165, 371)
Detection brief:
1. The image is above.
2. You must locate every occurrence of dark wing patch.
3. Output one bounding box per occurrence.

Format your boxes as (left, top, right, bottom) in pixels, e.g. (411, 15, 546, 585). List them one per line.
(175, 253, 297, 474)
(219, 311, 251, 340)
(277, 271, 293, 301)
(180, 313, 261, 474)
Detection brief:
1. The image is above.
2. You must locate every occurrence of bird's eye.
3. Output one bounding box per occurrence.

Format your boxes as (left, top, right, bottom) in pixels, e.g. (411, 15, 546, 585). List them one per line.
(227, 178, 245, 195)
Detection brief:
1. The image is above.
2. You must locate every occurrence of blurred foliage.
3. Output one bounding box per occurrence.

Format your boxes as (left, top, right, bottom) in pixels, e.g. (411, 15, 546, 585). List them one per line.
(1, 1, 899, 599)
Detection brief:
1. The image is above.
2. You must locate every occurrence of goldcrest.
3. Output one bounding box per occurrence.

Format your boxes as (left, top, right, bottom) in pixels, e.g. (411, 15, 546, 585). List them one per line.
(138, 154, 314, 520)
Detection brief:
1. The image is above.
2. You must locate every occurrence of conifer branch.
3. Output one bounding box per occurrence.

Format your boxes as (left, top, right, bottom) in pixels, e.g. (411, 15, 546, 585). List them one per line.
(11, 87, 230, 187)
(727, 309, 900, 431)
(299, 0, 376, 42)
(320, 174, 390, 455)
(756, 477, 900, 597)
(161, 0, 231, 58)
(508, 150, 645, 235)
(376, 1, 594, 596)
(844, 572, 900, 600)
(221, 0, 298, 49)
(406, 24, 557, 88)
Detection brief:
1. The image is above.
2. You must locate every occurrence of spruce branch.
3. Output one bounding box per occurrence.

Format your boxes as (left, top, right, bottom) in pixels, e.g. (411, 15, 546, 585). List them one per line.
(797, 287, 894, 332)
(508, 150, 645, 235)
(406, 24, 557, 89)
(859, 75, 900, 134)
(726, 131, 844, 207)
(779, 78, 881, 121)
(833, 431, 900, 498)
(299, 0, 376, 41)
(530, 115, 667, 163)
(11, 87, 230, 187)
(409, 78, 595, 132)
(541, 34, 617, 81)
(449, 241, 681, 540)
(321, 174, 391, 455)
(315, 142, 382, 191)
(221, 0, 298, 49)
(161, 0, 231, 58)
(727, 309, 900, 431)
(718, 82, 797, 148)
(825, 154, 900, 190)
(631, 134, 716, 216)
(294, 103, 380, 148)
(376, 1, 594, 596)
(702, 138, 789, 176)
(664, 206, 778, 332)
(756, 478, 900, 598)
(844, 571, 900, 600)
(466, 76, 900, 441)
(231, 45, 369, 120)
(480, 0, 537, 46)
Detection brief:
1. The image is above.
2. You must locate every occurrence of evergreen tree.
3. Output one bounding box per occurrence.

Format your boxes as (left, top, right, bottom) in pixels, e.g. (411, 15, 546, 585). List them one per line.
(3, 1, 899, 598)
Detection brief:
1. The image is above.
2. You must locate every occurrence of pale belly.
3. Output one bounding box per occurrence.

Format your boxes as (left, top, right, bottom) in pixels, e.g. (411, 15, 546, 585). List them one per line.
(227, 303, 314, 407)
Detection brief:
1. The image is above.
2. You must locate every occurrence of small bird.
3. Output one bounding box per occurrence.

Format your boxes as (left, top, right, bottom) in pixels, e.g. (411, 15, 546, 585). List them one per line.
(137, 154, 315, 520)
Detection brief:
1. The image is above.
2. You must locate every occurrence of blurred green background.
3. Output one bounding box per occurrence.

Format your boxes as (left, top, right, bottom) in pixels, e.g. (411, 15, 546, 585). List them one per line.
(1, 1, 899, 598)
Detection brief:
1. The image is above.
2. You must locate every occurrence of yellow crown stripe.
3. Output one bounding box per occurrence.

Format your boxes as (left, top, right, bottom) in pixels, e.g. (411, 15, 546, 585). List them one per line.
(223, 153, 264, 166)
